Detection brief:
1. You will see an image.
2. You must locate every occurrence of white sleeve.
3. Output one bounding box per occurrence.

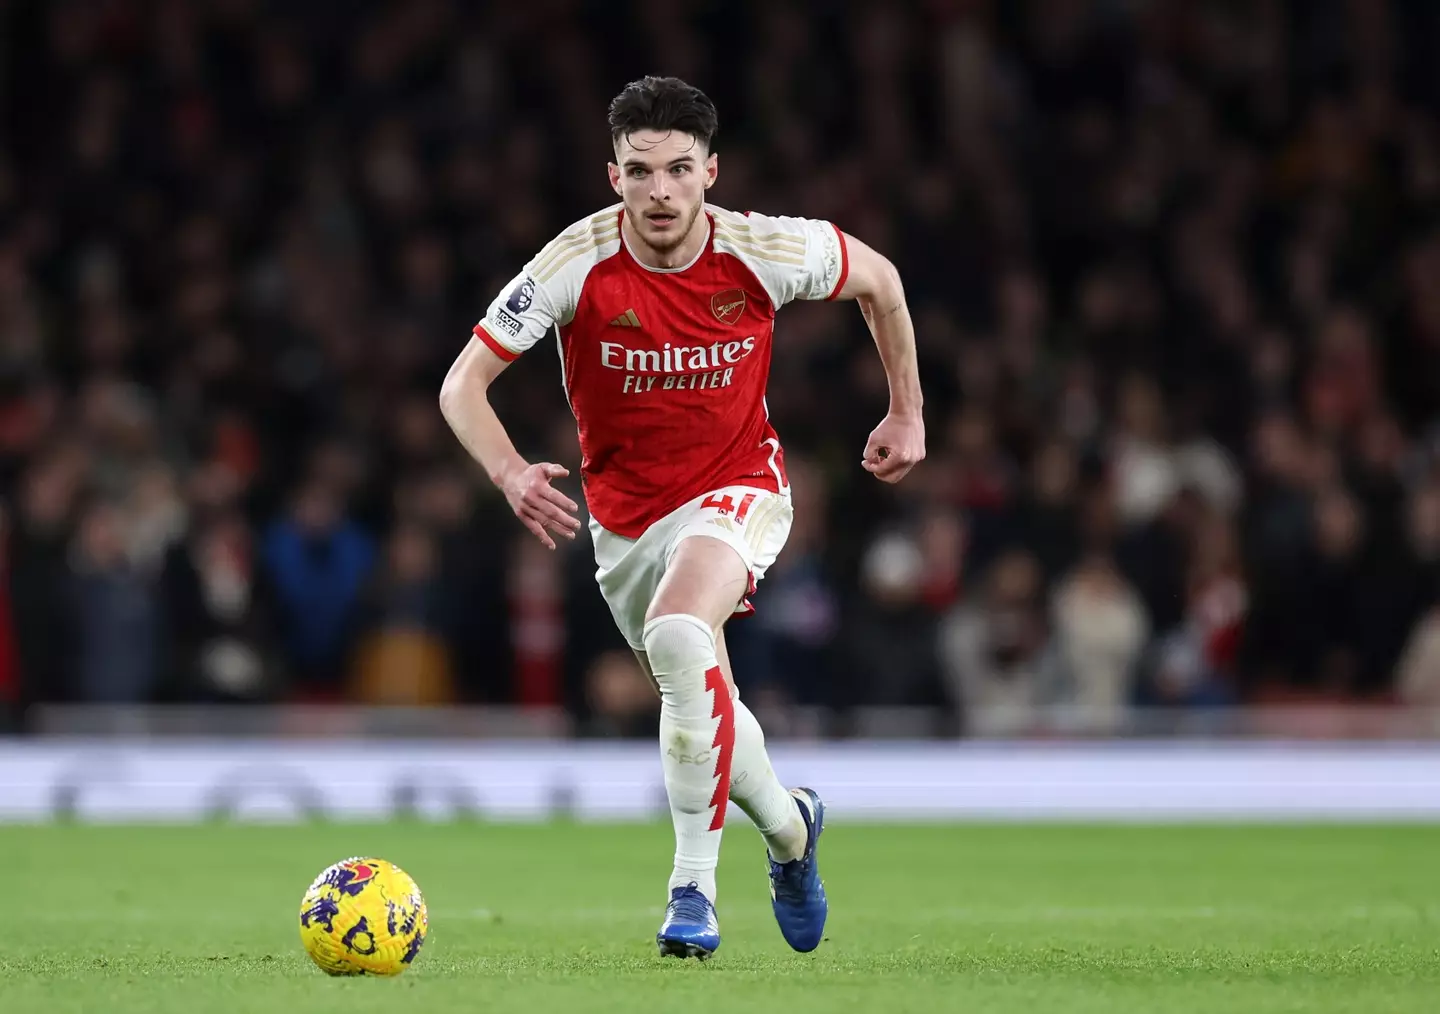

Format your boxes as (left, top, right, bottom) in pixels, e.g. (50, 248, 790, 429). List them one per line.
(473, 207, 621, 359)
(712, 209, 849, 310)
(473, 270, 564, 361)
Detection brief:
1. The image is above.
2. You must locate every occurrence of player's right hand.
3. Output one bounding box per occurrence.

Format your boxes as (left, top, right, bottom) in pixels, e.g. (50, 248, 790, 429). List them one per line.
(502, 462, 582, 550)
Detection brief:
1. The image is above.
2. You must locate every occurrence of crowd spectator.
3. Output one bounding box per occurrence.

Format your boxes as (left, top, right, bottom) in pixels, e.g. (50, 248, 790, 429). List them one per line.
(0, 0, 1438, 736)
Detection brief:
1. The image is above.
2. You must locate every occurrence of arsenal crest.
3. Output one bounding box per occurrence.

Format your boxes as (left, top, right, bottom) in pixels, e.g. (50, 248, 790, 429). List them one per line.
(711, 288, 746, 326)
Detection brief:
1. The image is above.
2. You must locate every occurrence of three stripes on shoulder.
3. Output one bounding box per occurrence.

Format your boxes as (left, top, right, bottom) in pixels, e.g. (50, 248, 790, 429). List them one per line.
(530, 205, 809, 289)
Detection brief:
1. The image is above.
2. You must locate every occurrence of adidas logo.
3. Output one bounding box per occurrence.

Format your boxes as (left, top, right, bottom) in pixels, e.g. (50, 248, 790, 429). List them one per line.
(609, 309, 642, 328)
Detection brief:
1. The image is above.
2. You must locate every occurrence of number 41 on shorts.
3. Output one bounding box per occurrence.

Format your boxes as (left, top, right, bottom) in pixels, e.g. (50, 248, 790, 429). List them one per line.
(701, 492, 758, 523)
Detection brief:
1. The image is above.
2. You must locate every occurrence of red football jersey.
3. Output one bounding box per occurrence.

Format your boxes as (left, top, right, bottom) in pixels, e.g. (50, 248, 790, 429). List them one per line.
(474, 204, 850, 538)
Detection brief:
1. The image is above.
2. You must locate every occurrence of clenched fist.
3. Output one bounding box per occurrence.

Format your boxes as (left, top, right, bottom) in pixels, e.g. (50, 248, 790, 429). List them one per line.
(862, 412, 925, 484)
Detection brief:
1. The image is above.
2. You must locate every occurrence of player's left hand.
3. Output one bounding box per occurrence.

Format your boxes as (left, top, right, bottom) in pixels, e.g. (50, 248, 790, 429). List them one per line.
(862, 412, 925, 483)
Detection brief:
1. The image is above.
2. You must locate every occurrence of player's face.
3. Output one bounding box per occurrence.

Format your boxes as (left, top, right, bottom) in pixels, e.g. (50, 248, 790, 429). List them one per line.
(609, 130, 716, 256)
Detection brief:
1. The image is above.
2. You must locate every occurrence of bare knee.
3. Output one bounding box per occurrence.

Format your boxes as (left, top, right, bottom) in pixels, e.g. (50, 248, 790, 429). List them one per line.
(645, 535, 750, 630)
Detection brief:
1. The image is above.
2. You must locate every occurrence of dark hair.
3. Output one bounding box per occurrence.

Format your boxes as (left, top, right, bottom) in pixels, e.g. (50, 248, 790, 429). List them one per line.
(607, 76, 718, 152)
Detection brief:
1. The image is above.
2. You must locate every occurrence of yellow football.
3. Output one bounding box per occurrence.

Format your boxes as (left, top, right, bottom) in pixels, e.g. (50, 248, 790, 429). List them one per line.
(298, 856, 428, 976)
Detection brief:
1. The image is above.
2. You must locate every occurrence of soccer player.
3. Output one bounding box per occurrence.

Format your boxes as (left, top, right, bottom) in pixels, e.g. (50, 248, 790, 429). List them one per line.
(439, 76, 924, 958)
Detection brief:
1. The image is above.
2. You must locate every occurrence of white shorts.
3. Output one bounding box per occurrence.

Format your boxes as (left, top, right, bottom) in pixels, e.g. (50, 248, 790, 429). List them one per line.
(590, 485, 794, 650)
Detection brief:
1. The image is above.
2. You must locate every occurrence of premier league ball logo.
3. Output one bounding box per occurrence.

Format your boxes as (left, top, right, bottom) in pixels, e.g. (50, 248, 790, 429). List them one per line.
(506, 276, 536, 315)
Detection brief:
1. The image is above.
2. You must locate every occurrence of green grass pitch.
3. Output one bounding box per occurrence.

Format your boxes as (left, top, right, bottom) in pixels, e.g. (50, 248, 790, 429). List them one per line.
(2, 821, 1438, 1013)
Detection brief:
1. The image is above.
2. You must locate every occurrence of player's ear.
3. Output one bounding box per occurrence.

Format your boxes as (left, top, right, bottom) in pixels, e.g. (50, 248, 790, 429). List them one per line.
(704, 152, 717, 190)
(607, 162, 622, 196)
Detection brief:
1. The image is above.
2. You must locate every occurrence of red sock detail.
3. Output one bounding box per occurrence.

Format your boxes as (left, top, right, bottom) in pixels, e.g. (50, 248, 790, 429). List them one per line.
(705, 665, 735, 831)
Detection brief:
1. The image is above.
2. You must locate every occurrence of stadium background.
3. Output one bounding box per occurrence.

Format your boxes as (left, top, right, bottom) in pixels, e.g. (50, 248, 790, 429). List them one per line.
(0, 0, 1438, 770)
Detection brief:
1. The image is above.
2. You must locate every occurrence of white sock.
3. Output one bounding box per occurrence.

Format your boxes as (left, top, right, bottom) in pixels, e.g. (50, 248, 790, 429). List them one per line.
(729, 698, 808, 862)
(643, 613, 733, 903)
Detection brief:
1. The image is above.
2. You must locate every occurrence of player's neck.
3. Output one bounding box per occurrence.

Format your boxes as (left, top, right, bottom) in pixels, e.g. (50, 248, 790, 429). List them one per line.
(622, 210, 709, 271)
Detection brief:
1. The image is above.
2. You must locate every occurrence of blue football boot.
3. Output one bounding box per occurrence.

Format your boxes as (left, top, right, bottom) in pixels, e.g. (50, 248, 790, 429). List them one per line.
(656, 883, 721, 960)
(768, 787, 827, 952)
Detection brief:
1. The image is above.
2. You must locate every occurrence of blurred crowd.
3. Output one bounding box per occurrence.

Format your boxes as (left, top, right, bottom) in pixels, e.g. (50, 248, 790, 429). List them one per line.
(1, 0, 1439, 736)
